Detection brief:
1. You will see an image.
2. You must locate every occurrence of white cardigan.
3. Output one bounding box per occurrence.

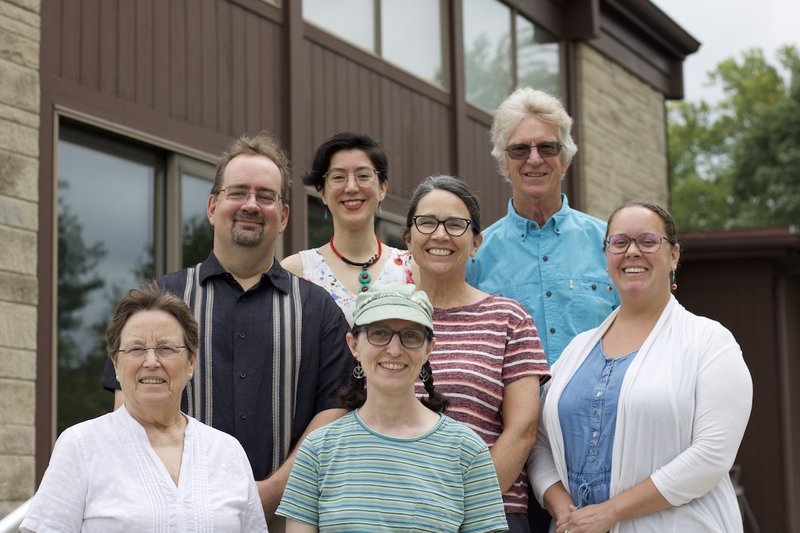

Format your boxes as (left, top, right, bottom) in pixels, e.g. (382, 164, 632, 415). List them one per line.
(528, 296, 752, 532)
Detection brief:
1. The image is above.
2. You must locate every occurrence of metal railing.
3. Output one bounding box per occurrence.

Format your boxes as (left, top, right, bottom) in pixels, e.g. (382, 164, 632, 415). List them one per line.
(0, 497, 31, 533)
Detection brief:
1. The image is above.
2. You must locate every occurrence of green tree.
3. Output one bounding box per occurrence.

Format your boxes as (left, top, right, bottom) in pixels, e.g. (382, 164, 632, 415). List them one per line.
(669, 46, 800, 231)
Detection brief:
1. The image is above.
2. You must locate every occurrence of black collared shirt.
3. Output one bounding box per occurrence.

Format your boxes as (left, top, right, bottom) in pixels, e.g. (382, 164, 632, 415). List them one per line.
(103, 252, 351, 479)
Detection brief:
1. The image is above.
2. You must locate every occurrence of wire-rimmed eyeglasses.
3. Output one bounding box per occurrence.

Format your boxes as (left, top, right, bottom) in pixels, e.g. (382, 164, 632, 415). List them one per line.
(604, 233, 670, 254)
(324, 168, 379, 188)
(219, 187, 282, 207)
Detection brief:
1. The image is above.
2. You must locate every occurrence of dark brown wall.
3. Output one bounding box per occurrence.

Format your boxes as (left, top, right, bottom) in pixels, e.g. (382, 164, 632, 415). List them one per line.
(678, 244, 800, 533)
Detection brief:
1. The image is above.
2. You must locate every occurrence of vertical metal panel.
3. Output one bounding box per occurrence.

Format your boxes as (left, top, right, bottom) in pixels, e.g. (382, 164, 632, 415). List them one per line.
(135, 0, 154, 108)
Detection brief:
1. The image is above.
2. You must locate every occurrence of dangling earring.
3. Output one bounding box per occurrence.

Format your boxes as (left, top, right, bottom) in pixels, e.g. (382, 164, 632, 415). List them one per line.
(670, 270, 678, 291)
(323, 207, 329, 221)
(352, 362, 365, 379)
(378, 203, 383, 215)
(419, 366, 431, 383)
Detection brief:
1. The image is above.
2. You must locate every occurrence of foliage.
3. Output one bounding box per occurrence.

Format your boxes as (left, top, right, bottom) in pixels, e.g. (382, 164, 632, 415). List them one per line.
(669, 46, 800, 231)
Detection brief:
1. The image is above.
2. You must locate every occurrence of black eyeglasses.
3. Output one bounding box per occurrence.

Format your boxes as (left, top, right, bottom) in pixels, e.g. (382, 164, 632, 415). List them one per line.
(605, 233, 669, 254)
(411, 215, 472, 237)
(359, 325, 431, 349)
(115, 345, 187, 358)
(504, 142, 562, 160)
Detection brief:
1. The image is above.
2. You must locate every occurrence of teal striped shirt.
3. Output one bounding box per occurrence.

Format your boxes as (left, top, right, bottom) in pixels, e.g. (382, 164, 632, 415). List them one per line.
(277, 410, 508, 532)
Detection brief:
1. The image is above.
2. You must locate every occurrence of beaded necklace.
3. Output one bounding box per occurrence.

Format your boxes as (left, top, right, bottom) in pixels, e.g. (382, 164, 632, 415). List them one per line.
(329, 236, 383, 293)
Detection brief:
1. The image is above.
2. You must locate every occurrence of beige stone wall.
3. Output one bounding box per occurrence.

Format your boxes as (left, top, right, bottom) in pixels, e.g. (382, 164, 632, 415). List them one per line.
(0, 0, 40, 516)
(574, 43, 669, 221)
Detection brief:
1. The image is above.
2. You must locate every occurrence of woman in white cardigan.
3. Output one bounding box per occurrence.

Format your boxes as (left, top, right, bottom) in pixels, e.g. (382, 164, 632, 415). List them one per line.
(528, 200, 752, 533)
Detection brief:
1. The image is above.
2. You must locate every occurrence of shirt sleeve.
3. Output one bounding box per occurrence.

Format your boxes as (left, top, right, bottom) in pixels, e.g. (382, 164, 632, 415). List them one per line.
(650, 324, 753, 505)
(460, 438, 509, 533)
(502, 303, 550, 385)
(20, 430, 88, 533)
(275, 439, 321, 526)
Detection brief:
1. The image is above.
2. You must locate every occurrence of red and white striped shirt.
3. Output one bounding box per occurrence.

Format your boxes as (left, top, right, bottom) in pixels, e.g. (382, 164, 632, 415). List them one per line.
(417, 295, 550, 514)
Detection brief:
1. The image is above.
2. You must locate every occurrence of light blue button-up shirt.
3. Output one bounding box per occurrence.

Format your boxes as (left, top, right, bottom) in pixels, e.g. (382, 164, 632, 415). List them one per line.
(467, 195, 618, 365)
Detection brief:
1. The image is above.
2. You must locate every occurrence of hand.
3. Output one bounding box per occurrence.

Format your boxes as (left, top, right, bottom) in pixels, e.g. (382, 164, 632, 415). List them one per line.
(256, 476, 283, 522)
(556, 503, 615, 533)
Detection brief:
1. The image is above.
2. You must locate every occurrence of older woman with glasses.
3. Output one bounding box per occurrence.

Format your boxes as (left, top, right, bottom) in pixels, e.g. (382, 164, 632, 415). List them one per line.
(528, 200, 752, 533)
(21, 285, 266, 532)
(282, 132, 413, 325)
(276, 282, 508, 532)
(404, 175, 550, 533)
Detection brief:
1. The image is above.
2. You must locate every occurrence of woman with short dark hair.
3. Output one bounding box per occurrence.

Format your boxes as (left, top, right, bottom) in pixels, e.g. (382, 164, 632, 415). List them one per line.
(282, 132, 413, 324)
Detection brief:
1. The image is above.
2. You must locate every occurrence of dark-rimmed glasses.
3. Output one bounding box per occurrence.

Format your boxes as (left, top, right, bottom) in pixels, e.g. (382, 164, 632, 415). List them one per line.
(220, 187, 282, 207)
(358, 325, 431, 349)
(412, 215, 472, 237)
(504, 142, 562, 160)
(115, 345, 187, 358)
(324, 168, 379, 188)
(605, 233, 669, 254)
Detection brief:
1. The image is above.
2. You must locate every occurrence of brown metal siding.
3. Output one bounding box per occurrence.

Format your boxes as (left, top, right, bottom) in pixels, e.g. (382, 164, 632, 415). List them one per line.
(51, 0, 285, 140)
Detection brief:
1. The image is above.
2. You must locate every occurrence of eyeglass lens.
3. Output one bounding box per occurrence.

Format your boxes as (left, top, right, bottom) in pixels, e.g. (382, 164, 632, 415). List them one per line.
(365, 326, 426, 348)
(505, 142, 561, 160)
(606, 233, 664, 254)
(412, 216, 471, 237)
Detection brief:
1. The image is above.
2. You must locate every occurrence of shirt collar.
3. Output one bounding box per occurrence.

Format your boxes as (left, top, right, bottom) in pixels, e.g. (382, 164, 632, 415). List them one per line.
(199, 251, 292, 294)
(508, 194, 572, 237)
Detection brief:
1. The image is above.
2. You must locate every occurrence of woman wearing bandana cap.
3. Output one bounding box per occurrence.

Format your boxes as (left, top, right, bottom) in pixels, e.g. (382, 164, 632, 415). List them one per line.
(277, 282, 509, 532)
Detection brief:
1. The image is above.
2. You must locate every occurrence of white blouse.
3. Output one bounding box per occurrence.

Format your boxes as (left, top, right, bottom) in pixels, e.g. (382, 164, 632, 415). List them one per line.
(21, 405, 267, 533)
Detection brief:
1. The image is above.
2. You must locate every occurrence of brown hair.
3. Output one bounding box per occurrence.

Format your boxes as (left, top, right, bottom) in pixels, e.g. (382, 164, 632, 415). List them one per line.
(211, 131, 292, 203)
(605, 199, 678, 246)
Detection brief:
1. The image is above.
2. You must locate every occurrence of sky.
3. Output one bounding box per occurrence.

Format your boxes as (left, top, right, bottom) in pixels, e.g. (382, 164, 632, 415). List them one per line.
(649, 0, 800, 103)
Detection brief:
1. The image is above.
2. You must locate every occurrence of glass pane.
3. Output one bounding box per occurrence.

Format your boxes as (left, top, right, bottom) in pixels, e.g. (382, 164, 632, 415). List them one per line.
(464, 0, 512, 111)
(382, 0, 444, 86)
(181, 173, 213, 268)
(307, 197, 334, 249)
(517, 15, 561, 98)
(303, 0, 375, 52)
(57, 135, 156, 434)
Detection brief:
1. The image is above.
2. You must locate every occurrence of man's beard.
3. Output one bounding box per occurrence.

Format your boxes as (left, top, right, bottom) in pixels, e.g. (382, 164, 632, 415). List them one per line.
(231, 215, 265, 248)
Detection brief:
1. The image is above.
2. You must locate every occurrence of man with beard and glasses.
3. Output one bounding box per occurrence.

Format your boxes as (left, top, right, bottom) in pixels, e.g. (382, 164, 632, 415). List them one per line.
(102, 132, 351, 530)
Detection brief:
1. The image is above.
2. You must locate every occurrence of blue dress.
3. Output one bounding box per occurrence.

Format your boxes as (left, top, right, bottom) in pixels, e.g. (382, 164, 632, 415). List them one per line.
(558, 341, 637, 507)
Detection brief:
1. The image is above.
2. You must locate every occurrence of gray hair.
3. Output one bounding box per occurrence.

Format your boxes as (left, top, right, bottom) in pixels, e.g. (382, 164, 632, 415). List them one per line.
(490, 87, 578, 173)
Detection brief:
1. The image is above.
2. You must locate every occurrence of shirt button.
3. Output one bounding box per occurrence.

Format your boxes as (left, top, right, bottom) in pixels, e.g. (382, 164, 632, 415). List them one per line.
(239, 332, 246, 339)
(543, 255, 549, 261)
(592, 431, 599, 437)
(546, 290, 552, 297)
(591, 284, 597, 290)
(241, 296, 247, 303)
(549, 327, 555, 334)
(596, 391, 603, 397)
(239, 371, 247, 379)
(239, 411, 248, 420)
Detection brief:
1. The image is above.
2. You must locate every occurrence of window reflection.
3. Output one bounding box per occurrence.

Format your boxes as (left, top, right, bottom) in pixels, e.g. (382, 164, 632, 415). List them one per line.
(304, 0, 375, 52)
(382, 0, 444, 86)
(303, 0, 445, 87)
(464, 0, 561, 111)
(57, 130, 158, 434)
(517, 15, 561, 99)
(181, 173, 213, 268)
(464, 0, 512, 111)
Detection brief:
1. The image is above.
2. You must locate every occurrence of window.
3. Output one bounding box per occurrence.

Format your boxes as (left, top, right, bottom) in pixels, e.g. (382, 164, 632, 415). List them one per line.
(56, 122, 214, 433)
(303, 0, 445, 87)
(464, 0, 561, 111)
